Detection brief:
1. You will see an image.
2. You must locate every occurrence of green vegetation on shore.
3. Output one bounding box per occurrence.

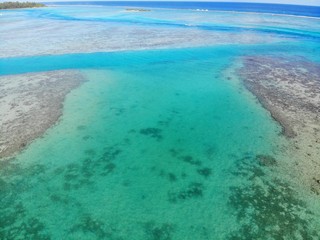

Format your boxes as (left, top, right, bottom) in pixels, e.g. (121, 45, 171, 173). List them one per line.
(0, 1, 45, 9)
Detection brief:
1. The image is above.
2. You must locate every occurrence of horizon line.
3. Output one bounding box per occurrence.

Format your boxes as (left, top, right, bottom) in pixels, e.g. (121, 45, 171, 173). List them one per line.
(41, 1, 320, 7)
(1, 0, 319, 7)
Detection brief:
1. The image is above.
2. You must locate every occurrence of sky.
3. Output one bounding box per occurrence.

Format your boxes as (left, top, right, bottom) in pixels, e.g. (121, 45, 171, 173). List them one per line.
(1, 0, 320, 6)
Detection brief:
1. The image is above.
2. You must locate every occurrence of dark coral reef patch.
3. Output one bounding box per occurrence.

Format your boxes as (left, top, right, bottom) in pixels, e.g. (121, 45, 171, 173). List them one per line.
(197, 167, 212, 178)
(228, 155, 319, 239)
(140, 128, 163, 141)
(168, 182, 204, 203)
(70, 215, 121, 239)
(143, 221, 175, 240)
(53, 145, 122, 191)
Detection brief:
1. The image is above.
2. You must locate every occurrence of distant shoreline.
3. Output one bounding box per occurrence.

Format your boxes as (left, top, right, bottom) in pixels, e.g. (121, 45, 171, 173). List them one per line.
(0, 2, 45, 10)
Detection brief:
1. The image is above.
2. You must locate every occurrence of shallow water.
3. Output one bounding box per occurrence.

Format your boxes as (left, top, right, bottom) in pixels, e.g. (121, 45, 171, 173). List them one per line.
(1, 46, 319, 239)
(1, 4, 320, 239)
(1, 4, 320, 58)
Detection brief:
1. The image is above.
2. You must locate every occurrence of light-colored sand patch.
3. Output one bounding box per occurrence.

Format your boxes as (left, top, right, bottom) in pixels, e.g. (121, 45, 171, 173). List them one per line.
(0, 70, 86, 158)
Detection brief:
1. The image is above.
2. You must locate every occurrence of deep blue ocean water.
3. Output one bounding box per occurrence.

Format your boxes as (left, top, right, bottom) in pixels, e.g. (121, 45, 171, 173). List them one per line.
(47, 1, 320, 17)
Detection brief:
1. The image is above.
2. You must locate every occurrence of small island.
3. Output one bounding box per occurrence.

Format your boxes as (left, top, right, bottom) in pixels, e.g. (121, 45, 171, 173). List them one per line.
(0, 1, 45, 9)
(125, 8, 151, 12)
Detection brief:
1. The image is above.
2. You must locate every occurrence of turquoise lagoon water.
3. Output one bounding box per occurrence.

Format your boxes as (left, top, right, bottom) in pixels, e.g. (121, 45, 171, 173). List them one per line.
(1, 4, 320, 240)
(1, 45, 320, 239)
